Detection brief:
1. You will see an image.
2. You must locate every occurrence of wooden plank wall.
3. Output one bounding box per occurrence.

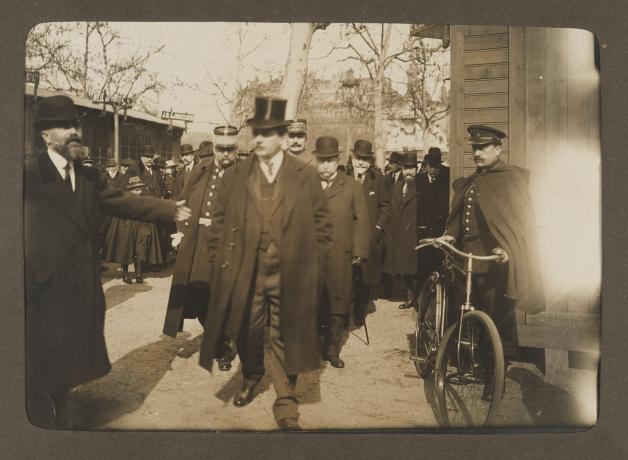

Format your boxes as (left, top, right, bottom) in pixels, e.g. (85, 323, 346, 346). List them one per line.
(462, 26, 509, 176)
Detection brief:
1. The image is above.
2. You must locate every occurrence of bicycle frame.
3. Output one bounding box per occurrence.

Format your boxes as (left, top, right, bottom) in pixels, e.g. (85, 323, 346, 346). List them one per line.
(416, 238, 508, 378)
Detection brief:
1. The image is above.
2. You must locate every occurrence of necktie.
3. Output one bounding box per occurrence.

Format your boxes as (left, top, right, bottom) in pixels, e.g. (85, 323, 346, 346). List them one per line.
(265, 160, 274, 179)
(357, 173, 364, 184)
(63, 163, 74, 195)
(402, 183, 408, 198)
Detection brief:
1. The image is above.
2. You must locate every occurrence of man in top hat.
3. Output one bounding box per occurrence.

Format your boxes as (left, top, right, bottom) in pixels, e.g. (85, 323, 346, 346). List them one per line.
(286, 119, 314, 166)
(416, 147, 450, 288)
(383, 150, 421, 309)
(443, 125, 545, 370)
(173, 144, 197, 200)
(199, 96, 332, 430)
(24, 95, 192, 428)
(138, 145, 163, 199)
(314, 136, 370, 368)
(345, 139, 391, 324)
(164, 125, 240, 371)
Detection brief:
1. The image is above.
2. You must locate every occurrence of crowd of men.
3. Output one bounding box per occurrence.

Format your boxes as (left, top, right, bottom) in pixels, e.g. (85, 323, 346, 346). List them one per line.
(25, 94, 544, 431)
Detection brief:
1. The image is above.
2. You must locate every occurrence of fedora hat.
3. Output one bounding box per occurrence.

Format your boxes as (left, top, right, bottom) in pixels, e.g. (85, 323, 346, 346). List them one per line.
(35, 95, 83, 128)
(400, 150, 418, 167)
(180, 144, 195, 156)
(246, 96, 288, 129)
(313, 136, 340, 159)
(140, 145, 156, 157)
(352, 139, 374, 158)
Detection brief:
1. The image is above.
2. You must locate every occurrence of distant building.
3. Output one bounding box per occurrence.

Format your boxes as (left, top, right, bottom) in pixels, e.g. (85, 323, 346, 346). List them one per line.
(25, 83, 185, 165)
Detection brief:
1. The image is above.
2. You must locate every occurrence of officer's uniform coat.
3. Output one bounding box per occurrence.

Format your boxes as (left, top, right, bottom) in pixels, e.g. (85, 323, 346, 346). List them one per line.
(163, 156, 225, 336)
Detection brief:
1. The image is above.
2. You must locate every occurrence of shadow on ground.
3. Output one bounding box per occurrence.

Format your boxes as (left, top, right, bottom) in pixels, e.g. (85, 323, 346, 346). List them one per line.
(65, 331, 200, 429)
(104, 283, 152, 310)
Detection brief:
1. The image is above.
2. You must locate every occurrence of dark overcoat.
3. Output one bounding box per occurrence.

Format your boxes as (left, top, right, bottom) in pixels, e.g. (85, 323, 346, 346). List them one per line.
(199, 154, 332, 375)
(446, 160, 545, 314)
(173, 161, 197, 200)
(138, 163, 163, 198)
(322, 175, 371, 315)
(163, 156, 219, 336)
(416, 167, 450, 237)
(383, 178, 418, 275)
(351, 167, 390, 286)
(25, 153, 176, 394)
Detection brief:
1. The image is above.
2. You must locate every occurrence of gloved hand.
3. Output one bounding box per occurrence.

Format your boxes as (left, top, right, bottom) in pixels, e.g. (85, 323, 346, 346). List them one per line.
(171, 231, 184, 248)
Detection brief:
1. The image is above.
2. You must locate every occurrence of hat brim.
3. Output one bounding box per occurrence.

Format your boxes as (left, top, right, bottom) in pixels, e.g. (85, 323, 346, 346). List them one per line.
(246, 118, 289, 129)
(313, 151, 340, 159)
(352, 150, 374, 158)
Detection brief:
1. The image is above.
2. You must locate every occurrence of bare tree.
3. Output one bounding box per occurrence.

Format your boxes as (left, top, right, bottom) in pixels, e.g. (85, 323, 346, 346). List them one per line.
(26, 22, 166, 163)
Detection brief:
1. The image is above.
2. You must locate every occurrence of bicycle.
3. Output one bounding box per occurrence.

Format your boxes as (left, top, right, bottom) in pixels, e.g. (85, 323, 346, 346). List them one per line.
(413, 236, 509, 427)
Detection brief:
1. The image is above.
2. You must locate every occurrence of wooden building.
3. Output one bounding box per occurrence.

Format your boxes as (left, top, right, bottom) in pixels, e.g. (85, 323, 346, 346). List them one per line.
(446, 26, 601, 368)
(25, 84, 185, 165)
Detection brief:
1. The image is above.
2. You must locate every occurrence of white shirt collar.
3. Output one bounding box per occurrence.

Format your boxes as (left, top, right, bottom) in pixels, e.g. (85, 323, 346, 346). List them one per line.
(259, 151, 284, 183)
(47, 148, 71, 173)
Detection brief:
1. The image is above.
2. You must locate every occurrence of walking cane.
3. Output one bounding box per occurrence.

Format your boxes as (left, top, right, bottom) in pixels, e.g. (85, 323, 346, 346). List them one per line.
(362, 313, 370, 345)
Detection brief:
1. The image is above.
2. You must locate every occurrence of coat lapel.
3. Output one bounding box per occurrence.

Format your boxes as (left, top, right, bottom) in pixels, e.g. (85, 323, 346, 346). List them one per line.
(37, 154, 90, 235)
(325, 176, 343, 200)
(245, 157, 262, 215)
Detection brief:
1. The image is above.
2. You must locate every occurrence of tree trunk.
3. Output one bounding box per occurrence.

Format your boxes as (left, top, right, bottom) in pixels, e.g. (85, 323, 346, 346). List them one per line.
(81, 22, 90, 98)
(113, 106, 120, 164)
(373, 24, 392, 170)
(280, 23, 317, 120)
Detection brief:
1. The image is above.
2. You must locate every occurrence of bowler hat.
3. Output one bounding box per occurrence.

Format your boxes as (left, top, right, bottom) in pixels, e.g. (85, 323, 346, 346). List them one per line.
(105, 159, 117, 168)
(127, 176, 145, 190)
(213, 125, 239, 147)
(34, 95, 82, 128)
(180, 144, 195, 156)
(246, 96, 288, 129)
(140, 145, 156, 157)
(467, 125, 506, 145)
(388, 151, 403, 164)
(153, 156, 166, 168)
(352, 139, 374, 158)
(400, 150, 418, 167)
(313, 136, 340, 159)
(197, 140, 214, 157)
(120, 158, 137, 167)
(424, 147, 443, 166)
(287, 119, 307, 134)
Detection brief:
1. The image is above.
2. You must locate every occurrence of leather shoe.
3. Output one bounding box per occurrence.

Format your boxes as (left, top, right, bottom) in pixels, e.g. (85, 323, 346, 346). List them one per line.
(218, 358, 232, 372)
(233, 382, 259, 407)
(277, 418, 301, 431)
(398, 302, 412, 309)
(327, 356, 345, 368)
(135, 274, 144, 284)
(122, 273, 133, 284)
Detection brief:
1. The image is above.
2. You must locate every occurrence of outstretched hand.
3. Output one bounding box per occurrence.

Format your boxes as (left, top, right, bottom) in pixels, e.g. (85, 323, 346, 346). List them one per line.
(175, 200, 192, 222)
(171, 231, 184, 248)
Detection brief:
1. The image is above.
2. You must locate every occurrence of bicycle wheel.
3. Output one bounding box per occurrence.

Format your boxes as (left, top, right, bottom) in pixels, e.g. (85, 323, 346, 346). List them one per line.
(413, 276, 446, 378)
(434, 310, 505, 427)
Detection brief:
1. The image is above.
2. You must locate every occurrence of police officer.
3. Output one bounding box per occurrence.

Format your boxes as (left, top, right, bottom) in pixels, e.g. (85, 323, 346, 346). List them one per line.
(286, 119, 315, 166)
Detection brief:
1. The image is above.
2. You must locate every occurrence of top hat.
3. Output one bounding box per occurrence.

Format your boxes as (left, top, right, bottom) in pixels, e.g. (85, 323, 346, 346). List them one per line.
(213, 125, 239, 147)
(352, 139, 374, 158)
(140, 145, 156, 157)
(424, 147, 443, 166)
(127, 176, 145, 190)
(313, 136, 340, 159)
(180, 144, 195, 156)
(287, 119, 307, 134)
(400, 150, 418, 167)
(388, 151, 403, 164)
(467, 125, 506, 145)
(246, 96, 288, 129)
(34, 95, 82, 128)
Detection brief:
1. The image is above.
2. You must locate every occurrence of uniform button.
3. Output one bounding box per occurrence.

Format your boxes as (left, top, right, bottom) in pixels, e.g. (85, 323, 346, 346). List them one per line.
(467, 197, 472, 201)
(465, 212, 470, 216)
(465, 219, 470, 223)
(465, 227, 470, 231)
(205, 212, 210, 216)
(184, 222, 189, 226)
(467, 204, 471, 208)
(211, 185, 216, 189)
(228, 242, 235, 248)
(220, 262, 229, 268)
(470, 189, 474, 194)
(209, 192, 213, 197)
(207, 201, 211, 205)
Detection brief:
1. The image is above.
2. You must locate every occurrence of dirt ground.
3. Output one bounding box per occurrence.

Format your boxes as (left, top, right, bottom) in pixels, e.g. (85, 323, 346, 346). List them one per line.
(64, 265, 598, 431)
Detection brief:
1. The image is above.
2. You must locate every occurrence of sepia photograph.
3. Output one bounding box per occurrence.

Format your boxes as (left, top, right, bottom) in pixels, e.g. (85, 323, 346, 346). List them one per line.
(23, 21, 601, 432)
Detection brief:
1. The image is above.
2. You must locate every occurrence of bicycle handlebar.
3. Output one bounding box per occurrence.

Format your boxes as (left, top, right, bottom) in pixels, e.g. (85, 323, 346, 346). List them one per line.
(415, 237, 509, 264)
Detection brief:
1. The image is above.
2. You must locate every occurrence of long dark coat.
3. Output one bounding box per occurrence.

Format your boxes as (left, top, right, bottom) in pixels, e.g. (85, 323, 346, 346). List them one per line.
(163, 156, 219, 336)
(173, 161, 197, 200)
(322, 175, 371, 315)
(199, 154, 332, 375)
(416, 167, 450, 237)
(383, 178, 418, 275)
(349, 167, 391, 286)
(25, 153, 176, 394)
(138, 163, 163, 198)
(446, 160, 545, 314)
